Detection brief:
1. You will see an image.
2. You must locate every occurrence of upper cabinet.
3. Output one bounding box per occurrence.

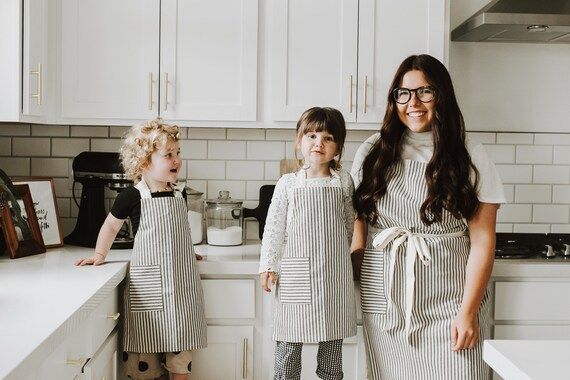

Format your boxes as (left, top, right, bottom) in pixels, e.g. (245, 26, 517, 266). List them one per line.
(0, 0, 51, 123)
(59, 0, 258, 124)
(270, 0, 447, 123)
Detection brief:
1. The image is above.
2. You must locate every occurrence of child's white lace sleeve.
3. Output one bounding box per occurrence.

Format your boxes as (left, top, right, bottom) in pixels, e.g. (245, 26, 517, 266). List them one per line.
(343, 170, 356, 245)
(259, 175, 290, 273)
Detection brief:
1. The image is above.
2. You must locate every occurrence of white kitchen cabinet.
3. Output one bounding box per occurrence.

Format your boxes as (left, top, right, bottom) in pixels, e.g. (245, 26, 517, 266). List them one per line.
(59, 0, 258, 124)
(80, 330, 118, 380)
(0, 0, 51, 122)
(160, 0, 258, 121)
(192, 326, 254, 380)
(270, 0, 447, 123)
(60, 0, 160, 121)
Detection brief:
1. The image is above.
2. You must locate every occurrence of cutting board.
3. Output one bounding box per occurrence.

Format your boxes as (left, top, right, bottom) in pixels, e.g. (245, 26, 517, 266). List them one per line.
(280, 159, 299, 175)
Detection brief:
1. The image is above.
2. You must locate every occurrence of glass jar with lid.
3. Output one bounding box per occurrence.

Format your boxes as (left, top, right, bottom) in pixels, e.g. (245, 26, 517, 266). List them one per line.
(205, 190, 243, 246)
(185, 187, 204, 245)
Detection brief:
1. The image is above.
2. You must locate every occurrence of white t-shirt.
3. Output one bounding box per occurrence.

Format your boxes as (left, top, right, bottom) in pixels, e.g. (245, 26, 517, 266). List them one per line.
(350, 130, 507, 204)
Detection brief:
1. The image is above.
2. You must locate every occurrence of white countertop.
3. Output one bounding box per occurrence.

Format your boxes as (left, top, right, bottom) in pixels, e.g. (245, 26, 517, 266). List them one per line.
(483, 340, 570, 380)
(0, 242, 261, 379)
(492, 259, 570, 277)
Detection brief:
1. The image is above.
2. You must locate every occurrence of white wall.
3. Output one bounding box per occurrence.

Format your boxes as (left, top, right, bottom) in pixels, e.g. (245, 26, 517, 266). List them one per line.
(449, 0, 570, 132)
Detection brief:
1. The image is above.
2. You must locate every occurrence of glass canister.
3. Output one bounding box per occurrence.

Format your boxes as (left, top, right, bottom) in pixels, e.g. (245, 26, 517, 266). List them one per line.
(205, 190, 243, 246)
(186, 187, 204, 245)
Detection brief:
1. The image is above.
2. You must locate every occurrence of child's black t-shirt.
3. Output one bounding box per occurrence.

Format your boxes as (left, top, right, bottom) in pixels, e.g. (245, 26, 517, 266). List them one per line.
(110, 186, 187, 236)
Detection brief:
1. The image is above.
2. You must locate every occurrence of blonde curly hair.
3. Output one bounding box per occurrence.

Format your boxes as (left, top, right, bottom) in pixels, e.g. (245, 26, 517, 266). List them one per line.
(120, 118, 180, 182)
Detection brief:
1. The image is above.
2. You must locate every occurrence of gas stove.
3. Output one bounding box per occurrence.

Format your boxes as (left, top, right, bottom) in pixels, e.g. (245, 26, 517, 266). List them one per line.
(495, 233, 570, 260)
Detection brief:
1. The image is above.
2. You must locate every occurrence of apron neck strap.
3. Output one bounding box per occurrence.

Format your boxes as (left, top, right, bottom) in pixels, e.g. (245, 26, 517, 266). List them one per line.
(135, 177, 184, 199)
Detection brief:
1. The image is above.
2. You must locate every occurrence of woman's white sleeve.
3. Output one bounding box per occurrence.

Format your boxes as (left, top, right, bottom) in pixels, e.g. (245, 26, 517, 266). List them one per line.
(343, 172, 356, 244)
(258, 176, 289, 273)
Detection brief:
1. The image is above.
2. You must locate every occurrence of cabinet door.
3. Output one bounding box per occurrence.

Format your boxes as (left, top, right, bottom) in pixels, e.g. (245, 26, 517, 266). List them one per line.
(192, 326, 254, 380)
(60, 0, 159, 120)
(160, 0, 258, 121)
(22, 0, 48, 118)
(81, 330, 118, 380)
(271, 0, 359, 122)
(300, 327, 366, 380)
(357, 0, 447, 123)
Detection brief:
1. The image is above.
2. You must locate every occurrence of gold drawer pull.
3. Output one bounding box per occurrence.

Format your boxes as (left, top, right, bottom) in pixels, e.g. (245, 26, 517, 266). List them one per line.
(66, 357, 86, 366)
(107, 312, 120, 321)
(242, 338, 248, 379)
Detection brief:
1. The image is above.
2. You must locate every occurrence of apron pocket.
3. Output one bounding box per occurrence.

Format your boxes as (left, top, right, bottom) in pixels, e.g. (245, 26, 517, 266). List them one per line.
(360, 249, 387, 314)
(279, 257, 311, 304)
(129, 265, 164, 312)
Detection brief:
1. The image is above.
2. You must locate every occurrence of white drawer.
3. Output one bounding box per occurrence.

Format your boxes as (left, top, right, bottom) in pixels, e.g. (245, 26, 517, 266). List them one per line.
(88, 287, 120, 355)
(494, 325, 570, 340)
(40, 326, 90, 380)
(202, 279, 255, 319)
(80, 329, 118, 380)
(494, 281, 570, 321)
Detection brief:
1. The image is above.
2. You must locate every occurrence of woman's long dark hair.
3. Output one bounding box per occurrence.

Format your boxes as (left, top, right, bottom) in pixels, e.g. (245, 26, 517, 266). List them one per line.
(354, 54, 479, 226)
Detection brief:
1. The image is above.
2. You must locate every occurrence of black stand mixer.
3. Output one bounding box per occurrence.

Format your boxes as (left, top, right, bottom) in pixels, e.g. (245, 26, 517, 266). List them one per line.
(64, 152, 133, 249)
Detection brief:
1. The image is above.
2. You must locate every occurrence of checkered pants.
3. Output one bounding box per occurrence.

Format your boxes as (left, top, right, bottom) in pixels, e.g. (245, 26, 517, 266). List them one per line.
(274, 339, 344, 380)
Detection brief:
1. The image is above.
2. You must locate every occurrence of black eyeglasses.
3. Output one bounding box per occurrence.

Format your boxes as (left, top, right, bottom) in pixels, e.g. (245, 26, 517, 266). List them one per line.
(392, 86, 436, 104)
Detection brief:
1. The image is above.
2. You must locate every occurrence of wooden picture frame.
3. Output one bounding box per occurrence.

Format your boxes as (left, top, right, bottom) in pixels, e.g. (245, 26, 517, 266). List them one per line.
(0, 184, 46, 259)
(11, 177, 64, 247)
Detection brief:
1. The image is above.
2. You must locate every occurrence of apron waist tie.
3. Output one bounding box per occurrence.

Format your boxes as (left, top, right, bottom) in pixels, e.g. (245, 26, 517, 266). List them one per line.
(372, 227, 466, 338)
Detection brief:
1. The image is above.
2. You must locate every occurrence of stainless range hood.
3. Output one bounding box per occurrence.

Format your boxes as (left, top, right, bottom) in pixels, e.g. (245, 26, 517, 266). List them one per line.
(451, 0, 570, 43)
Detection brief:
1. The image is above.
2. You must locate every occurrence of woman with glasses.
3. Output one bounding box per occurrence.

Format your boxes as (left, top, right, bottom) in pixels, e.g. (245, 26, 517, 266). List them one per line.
(350, 54, 505, 379)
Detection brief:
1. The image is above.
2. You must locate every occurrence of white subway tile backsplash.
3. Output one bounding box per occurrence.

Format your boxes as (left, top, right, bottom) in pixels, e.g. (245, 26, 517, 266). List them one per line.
(495, 224, 513, 233)
(0, 123, 30, 136)
(70, 126, 108, 137)
(109, 126, 130, 138)
(533, 205, 569, 223)
(551, 224, 570, 233)
(467, 132, 495, 144)
(553, 146, 570, 165)
(264, 161, 281, 180)
(207, 180, 245, 200)
(32, 124, 69, 137)
(266, 129, 296, 141)
(285, 141, 297, 159)
(188, 128, 226, 140)
(227, 129, 265, 140)
(496, 133, 533, 144)
(0, 157, 30, 176)
(12, 137, 50, 156)
(31, 158, 68, 177)
(186, 180, 207, 195)
(57, 197, 70, 218)
(187, 160, 225, 180)
(247, 141, 286, 160)
(346, 130, 376, 142)
(90, 139, 121, 152)
(483, 145, 515, 164)
(343, 142, 362, 162)
(53, 177, 75, 198)
(0, 138, 11, 155)
(497, 204, 532, 223)
(513, 224, 551, 233)
(180, 140, 208, 159)
(208, 141, 246, 160)
(514, 184, 551, 203)
(496, 165, 532, 183)
(246, 181, 277, 200)
(226, 161, 265, 180)
(516, 145, 552, 164)
(553, 185, 570, 204)
(245, 220, 260, 240)
(533, 165, 570, 184)
(52, 138, 90, 157)
(534, 134, 570, 145)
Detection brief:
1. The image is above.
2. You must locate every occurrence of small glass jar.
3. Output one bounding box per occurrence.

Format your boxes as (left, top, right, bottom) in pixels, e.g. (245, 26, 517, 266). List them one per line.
(205, 190, 243, 246)
(185, 187, 204, 245)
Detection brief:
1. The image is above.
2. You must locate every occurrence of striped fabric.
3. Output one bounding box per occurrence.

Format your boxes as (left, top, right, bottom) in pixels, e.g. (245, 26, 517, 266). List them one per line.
(123, 182, 207, 353)
(362, 160, 490, 379)
(273, 185, 357, 343)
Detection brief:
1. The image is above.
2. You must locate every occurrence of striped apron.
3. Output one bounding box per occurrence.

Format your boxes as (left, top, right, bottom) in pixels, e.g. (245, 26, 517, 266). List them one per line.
(361, 160, 490, 380)
(273, 171, 357, 343)
(123, 179, 207, 353)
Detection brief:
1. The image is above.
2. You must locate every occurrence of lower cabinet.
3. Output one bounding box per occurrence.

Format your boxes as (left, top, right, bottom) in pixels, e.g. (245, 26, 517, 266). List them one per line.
(192, 326, 254, 380)
(80, 330, 119, 380)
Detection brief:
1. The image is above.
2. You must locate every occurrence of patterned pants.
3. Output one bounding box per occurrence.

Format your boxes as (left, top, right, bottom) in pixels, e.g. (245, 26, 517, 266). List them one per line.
(274, 339, 344, 380)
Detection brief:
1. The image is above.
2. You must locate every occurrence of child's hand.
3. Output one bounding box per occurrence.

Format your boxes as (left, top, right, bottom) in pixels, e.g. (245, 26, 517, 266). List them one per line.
(74, 252, 106, 266)
(195, 253, 203, 261)
(260, 271, 278, 293)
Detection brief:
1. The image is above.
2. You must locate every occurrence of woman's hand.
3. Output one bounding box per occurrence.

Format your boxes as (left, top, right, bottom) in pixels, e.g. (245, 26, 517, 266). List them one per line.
(74, 252, 106, 266)
(260, 271, 278, 293)
(195, 253, 203, 260)
(351, 248, 365, 281)
(451, 311, 479, 351)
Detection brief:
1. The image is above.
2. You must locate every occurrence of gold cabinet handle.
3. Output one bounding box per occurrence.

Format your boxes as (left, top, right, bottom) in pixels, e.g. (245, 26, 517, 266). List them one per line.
(242, 338, 248, 379)
(107, 312, 120, 321)
(348, 75, 353, 113)
(66, 357, 86, 366)
(163, 73, 169, 111)
(363, 75, 368, 114)
(30, 63, 42, 106)
(148, 72, 154, 110)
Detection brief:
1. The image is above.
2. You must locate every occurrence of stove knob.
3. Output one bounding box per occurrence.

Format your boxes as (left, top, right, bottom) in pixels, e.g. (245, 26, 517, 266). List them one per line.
(544, 244, 556, 258)
(564, 244, 570, 257)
